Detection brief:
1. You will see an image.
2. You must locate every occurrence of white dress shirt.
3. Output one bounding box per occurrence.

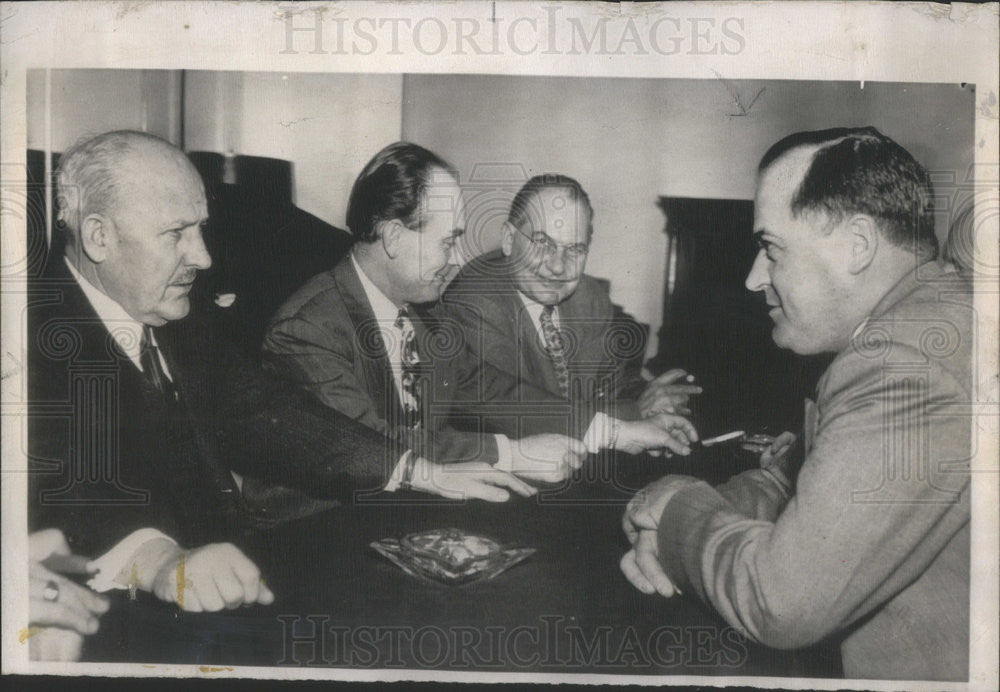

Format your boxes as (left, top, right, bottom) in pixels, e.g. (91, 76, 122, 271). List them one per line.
(518, 290, 562, 338)
(351, 254, 513, 482)
(65, 259, 166, 374)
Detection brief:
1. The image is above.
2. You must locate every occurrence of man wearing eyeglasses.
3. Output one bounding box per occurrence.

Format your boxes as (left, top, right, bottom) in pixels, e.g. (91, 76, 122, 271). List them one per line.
(441, 174, 700, 454)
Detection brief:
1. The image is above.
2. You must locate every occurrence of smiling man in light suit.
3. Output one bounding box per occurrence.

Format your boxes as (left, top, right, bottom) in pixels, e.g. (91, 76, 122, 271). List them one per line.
(621, 128, 972, 681)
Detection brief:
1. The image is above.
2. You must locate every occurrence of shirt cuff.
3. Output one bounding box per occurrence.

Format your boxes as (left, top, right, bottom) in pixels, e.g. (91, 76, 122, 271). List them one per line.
(85, 528, 177, 593)
(583, 412, 616, 454)
(494, 434, 513, 472)
(383, 450, 412, 492)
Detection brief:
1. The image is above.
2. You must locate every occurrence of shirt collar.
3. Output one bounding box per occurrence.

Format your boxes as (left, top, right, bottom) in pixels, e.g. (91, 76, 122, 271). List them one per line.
(517, 290, 559, 330)
(351, 252, 404, 324)
(64, 257, 146, 366)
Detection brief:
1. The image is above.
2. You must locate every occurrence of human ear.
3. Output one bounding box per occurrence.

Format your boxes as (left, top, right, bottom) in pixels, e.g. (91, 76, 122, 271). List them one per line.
(380, 219, 404, 260)
(78, 214, 112, 264)
(847, 214, 878, 274)
(501, 222, 515, 257)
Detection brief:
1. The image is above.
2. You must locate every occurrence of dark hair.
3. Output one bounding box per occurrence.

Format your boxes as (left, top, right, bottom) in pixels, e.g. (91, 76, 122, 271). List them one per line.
(759, 127, 938, 259)
(507, 174, 593, 237)
(346, 141, 458, 243)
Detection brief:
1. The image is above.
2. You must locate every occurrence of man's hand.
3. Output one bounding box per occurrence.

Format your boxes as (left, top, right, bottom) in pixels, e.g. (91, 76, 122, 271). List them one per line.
(638, 369, 703, 417)
(410, 458, 538, 502)
(510, 434, 587, 483)
(620, 475, 700, 597)
(622, 475, 701, 543)
(620, 530, 678, 598)
(615, 413, 699, 456)
(150, 543, 275, 612)
(29, 528, 75, 563)
(28, 530, 110, 662)
(28, 626, 85, 662)
(760, 431, 797, 474)
(29, 561, 109, 637)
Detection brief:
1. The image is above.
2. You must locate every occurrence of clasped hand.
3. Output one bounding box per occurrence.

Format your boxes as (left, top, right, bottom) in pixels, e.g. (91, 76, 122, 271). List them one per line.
(619, 475, 697, 598)
(511, 434, 587, 483)
(28, 529, 110, 661)
(148, 542, 275, 612)
(405, 435, 585, 501)
(619, 433, 797, 598)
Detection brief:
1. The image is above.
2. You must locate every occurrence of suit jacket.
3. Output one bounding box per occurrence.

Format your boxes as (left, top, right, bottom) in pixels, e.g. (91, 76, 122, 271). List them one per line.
(440, 250, 646, 418)
(655, 261, 972, 681)
(28, 260, 403, 556)
(265, 256, 547, 464)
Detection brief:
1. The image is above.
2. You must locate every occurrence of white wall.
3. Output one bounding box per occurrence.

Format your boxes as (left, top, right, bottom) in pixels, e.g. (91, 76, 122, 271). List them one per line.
(27, 70, 405, 232)
(184, 71, 403, 228)
(27, 71, 975, 358)
(27, 69, 181, 151)
(401, 75, 975, 355)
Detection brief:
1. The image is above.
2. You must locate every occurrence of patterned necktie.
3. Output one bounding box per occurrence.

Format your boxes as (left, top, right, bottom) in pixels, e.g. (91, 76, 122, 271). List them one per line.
(395, 307, 422, 430)
(538, 305, 570, 398)
(140, 325, 179, 405)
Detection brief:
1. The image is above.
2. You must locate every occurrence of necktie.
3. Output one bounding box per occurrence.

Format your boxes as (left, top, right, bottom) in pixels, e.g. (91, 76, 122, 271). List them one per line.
(140, 325, 242, 529)
(139, 325, 178, 405)
(395, 307, 422, 430)
(539, 305, 570, 398)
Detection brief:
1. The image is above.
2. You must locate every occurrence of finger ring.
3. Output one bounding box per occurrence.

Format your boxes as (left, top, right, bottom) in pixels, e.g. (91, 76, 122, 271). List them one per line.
(43, 580, 60, 602)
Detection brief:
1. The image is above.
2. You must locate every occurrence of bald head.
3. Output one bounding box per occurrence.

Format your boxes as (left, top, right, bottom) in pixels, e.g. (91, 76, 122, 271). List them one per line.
(56, 130, 211, 325)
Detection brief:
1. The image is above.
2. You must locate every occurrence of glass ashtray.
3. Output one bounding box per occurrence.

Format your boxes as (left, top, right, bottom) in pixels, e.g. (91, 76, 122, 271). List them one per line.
(371, 528, 535, 586)
(740, 433, 776, 455)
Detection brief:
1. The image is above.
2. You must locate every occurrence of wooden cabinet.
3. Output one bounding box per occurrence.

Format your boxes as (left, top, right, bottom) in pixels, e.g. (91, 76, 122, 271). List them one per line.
(649, 197, 831, 439)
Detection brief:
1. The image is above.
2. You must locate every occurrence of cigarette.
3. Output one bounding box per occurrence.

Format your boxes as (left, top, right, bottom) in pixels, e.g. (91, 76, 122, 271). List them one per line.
(697, 430, 745, 447)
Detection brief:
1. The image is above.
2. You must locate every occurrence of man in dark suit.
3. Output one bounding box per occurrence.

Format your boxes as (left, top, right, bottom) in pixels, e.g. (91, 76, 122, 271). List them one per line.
(28, 131, 523, 617)
(441, 174, 702, 429)
(28, 130, 278, 612)
(264, 144, 696, 485)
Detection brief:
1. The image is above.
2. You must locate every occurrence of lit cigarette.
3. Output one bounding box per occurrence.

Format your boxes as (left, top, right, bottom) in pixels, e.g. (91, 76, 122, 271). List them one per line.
(698, 430, 745, 447)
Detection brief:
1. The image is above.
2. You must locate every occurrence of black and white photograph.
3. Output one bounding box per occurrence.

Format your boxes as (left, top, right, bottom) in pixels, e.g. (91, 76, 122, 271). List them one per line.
(2, 2, 997, 689)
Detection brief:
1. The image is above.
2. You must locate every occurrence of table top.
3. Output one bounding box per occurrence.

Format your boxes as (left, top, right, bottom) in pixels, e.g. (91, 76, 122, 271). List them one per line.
(83, 452, 842, 677)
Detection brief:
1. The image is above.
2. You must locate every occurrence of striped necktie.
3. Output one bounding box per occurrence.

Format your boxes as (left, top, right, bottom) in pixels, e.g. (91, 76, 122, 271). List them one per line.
(538, 305, 570, 398)
(140, 325, 179, 405)
(395, 307, 422, 430)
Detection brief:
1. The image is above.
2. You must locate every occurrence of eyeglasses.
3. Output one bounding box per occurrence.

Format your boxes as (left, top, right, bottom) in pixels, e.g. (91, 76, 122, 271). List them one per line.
(515, 227, 590, 264)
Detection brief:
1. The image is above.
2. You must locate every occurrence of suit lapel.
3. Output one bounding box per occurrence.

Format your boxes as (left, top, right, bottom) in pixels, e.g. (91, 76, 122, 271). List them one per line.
(38, 261, 155, 402)
(140, 308, 245, 528)
(515, 301, 552, 392)
(36, 260, 244, 544)
(332, 258, 406, 424)
(505, 285, 564, 397)
(557, 283, 588, 367)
